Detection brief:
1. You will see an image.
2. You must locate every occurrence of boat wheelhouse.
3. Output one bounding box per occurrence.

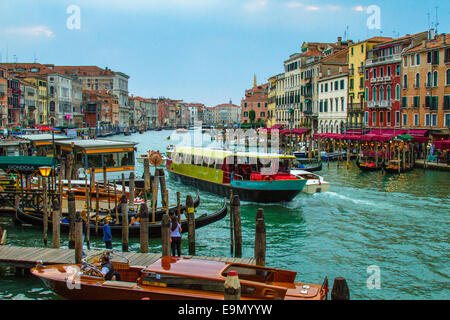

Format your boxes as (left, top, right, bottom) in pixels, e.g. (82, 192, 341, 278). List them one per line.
(55, 139, 137, 181)
(167, 147, 307, 203)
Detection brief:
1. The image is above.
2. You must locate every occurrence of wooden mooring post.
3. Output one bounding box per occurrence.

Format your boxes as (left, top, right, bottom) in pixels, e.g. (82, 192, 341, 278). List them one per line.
(129, 172, 135, 208)
(229, 190, 234, 255)
(52, 199, 60, 249)
(68, 191, 76, 249)
(254, 208, 266, 267)
(159, 169, 167, 208)
(143, 158, 150, 200)
(232, 195, 242, 257)
(161, 213, 171, 257)
(139, 202, 149, 253)
(74, 211, 83, 264)
(151, 171, 159, 222)
(121, 194, 129, 252)
(224, 271, 241, 300)
(186, 194, 196, 256)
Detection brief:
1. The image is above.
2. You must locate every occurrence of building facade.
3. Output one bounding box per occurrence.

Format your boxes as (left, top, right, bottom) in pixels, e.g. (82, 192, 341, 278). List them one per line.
(318, 71, 348, 133)
(347, 37, 392, 130)
(0, 67, 8, 128)
(401, 33, 450, 133)
(241, 78, 268, 126)
(364, 32, 428, 129)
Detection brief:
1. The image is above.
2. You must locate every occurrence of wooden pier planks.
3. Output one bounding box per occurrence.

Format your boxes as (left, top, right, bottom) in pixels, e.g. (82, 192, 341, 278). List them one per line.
(0, 245, 256, 269)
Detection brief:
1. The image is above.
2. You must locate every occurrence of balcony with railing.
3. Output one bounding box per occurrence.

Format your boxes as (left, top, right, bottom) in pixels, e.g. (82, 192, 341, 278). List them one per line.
(349, 68, 354, 76)
(367, 100, 392, 109)
(358, 66, 365, 74)
(366, 53, 401, 67)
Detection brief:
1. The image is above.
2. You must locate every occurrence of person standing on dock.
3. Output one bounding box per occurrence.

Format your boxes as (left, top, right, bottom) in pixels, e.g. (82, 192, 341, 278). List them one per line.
(170, 216, 182, 257)
(102, 219, 113, 249)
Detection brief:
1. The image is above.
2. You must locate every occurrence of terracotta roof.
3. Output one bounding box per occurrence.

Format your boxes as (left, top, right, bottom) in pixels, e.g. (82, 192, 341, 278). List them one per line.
(405, 34, 450, 53)
(373, 31, 428, 48)
(213, 103, 240, 109)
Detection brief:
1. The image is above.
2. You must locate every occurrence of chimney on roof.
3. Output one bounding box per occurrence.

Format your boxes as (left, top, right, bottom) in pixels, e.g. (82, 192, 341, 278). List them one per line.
(337, 36, 342, 45)
(422, 40, 427, 48)
(443, 33, 446, 45)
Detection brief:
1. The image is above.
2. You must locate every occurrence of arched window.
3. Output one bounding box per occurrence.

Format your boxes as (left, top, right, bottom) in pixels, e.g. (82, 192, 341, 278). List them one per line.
(427, 72, 432, 87)
(365, 87, 369, 100)
(433, 71, 438, 87)
(403, 74, 408, 88)
(387, 85, 391, 101)
(330, 124, 334, 133)
(447, 69, 450, 85)
(380, 86, 384, 100)
(396, 84, 400, 100)
(373, 86, 377, 101)
(415, 73, 420, 88)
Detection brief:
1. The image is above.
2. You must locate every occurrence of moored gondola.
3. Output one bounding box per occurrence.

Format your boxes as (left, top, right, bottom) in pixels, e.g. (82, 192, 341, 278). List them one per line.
(355, 159, 383, 172)
(383, 160, 414, 174)
(14, 195, 225, 238)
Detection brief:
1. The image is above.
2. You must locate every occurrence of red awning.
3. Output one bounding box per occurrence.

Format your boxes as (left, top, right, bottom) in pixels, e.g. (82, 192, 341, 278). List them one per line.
(280, 128, 310, 135)
(271, 125, 283, 130)
(367, 129, 407, 136)
(434, 140, 450, 150)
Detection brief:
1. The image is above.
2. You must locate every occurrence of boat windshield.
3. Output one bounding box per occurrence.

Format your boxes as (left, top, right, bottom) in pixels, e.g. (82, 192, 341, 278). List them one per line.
(222, 265, 275, 283)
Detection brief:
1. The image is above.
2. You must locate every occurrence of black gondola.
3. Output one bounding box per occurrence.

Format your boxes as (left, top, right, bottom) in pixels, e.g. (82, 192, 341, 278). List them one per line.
(14, 197, 227, 238)
(383, 161, 414, 174)
(292, 158, 322, 172)
(355, 159, 383, 172)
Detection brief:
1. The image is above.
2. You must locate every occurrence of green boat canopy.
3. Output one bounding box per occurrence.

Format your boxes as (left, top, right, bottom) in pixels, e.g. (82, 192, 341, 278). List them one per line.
(392, 134, 414, 142)
(0, 156, 56, 173)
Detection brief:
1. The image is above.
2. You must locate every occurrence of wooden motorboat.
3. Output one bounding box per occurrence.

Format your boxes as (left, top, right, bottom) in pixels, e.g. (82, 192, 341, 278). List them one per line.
(355, 159, 383, 172)
(14, 192, 216, 238)
(31, 252, 329, 300)
(290, 170, 330, 194)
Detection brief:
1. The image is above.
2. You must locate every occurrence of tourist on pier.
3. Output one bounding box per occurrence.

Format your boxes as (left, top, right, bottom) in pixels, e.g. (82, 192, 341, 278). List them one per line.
(170, 216, 182, 257)
(102, 219, 113, 249)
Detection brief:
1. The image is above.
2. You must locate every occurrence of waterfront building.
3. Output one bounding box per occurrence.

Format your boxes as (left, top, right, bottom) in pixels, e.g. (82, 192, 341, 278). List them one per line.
(0, 67, 8, 128)
(23, 75, 48, 126)
(266, 75, 277, 128)
(274, 73, 285, 127)
(317, 70, 348, 133)
(83, 90, 119, 128)
(19, 80, 38, 126)
(347, 37, 393, 131)
(241, 76, 268, 126)
(301, 45, 349, 133)
(364, 31, 428, 129)
(7, 77, 21, 126)
(49, 65, 130, 129)
(282, 53, 303, 129)
(401, 33, 450, 136)
(134, 97, 158, 129)
(212, 101, 241, 126)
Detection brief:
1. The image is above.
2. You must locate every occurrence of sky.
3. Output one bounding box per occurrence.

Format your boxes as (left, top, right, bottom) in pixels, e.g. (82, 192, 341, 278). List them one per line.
(0, 0, 449, 107)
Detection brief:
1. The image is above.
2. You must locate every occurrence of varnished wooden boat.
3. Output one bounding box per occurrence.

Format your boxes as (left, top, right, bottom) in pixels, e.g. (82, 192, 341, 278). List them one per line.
(355, 159, 383, 172)
(31, 253, 329, 300)
(14, 193, 221, 238)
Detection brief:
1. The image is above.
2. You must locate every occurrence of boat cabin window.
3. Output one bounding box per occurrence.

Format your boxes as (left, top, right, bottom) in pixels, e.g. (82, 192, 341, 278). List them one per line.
(222, 265, 274, 284)
(85, 151, 134, 169)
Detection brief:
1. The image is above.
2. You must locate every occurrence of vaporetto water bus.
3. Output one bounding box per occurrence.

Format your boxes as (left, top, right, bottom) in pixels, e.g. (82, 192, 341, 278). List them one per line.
(55, 139, 138, 181)
(166, 146, 307, 203)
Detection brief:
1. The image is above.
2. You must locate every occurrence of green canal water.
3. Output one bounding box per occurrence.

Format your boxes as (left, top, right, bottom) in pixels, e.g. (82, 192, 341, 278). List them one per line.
(0, 130, 449, 300)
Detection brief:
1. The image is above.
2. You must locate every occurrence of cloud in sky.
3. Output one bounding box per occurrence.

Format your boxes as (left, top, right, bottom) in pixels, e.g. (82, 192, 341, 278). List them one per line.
(286, 1, 303, 8)
(2, 26, 55, 38)
(306, 5, 319, 11)
(243, 0, 268, 12)
(353, 5, 365, 12)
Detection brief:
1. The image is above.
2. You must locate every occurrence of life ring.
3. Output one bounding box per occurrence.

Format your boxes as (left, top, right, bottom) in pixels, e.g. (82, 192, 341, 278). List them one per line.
(264, 176, 273, 183)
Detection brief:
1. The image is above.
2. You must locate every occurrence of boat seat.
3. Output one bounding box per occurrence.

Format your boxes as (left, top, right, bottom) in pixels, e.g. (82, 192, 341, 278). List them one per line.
(102, 281, 136, 288)
(112, 262, 130, 270)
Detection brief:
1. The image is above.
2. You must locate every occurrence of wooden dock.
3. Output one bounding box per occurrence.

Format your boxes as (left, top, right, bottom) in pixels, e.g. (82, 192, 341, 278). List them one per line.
(414, 159, 450, 171)
(0, 245, 255, 269)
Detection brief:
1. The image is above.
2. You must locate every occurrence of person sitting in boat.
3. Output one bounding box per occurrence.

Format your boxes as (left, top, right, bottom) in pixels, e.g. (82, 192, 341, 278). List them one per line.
(96, 254, 121, 281)
(121, 154, 129, 166)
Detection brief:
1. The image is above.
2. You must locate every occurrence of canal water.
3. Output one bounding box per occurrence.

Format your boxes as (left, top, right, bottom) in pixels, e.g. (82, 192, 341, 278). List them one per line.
(0, 130, 449, 300)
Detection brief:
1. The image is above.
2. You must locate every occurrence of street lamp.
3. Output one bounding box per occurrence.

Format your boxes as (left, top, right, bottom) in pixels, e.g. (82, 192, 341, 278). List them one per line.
(39, 166, 52, 246)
